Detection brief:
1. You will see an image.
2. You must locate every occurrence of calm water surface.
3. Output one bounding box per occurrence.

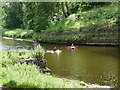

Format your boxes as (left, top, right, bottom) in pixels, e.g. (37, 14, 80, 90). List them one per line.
(0, 38, 118, 87)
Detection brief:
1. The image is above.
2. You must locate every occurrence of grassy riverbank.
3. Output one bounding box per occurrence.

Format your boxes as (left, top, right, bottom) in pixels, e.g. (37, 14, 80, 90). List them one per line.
(0, 44, 45, 64)
(1, 64, 85, 88)
(0, 45, 84, 88)
(2, 3, 119, 46)
(0, 45, 112, 88)
(1, 63, 110, 88)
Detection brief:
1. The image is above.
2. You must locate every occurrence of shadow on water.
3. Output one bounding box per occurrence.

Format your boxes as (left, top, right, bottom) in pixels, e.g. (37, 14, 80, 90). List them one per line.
(90, 47, 118, 59)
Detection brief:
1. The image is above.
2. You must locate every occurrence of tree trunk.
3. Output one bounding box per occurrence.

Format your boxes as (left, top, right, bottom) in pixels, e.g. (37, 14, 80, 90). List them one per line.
(65, 2, 72, 16)
(61, 2, 68, 18)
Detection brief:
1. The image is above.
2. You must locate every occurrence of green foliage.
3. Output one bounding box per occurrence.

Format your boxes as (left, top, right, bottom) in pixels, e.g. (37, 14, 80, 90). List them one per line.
(0, 49, 31, 65)
(31, 3, 119, 44)
(1, 63, 84, 88)
(31, 44, 45, 58)
(45, 3, 118, 33)
(4, 29, 34, 38)
(0, 2, 5, 27)
(1, 2, 117, 33)
(0, 44, 45, 65)
(2, 3, 119, 44)
(32, 33, 40, 40)
(3, 2, 23, 29)
(78, 2, 90, 11)
(23, 2, 57, 32)
(22, 2, 36, 30)
(2, 2, 58, 32)
(78, 2, 111, 12)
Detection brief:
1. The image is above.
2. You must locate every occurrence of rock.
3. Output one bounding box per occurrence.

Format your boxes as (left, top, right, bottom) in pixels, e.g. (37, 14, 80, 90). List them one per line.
(17, 58, 46, 68)
(40, 67, 52, 74)
(16, 58, 52, 74)
(35, 59, 47, 68)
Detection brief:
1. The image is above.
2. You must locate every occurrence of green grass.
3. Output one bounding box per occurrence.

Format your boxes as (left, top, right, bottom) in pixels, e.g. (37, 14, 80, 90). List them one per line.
(3, 28, 34, 39)
(0, 63, 84, 88)
(31, 44, 45, 58)
(0, 44, 45, 65)
(0, 49, 30, 65)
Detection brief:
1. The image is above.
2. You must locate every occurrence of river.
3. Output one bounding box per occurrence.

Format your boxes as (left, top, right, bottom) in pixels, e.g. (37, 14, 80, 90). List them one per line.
(0, 38, 118, 87)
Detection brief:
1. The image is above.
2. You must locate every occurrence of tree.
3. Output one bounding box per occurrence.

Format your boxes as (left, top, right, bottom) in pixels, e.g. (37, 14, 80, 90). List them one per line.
(0, 2, 6, 27)
(22, 2, 35, 29)
(3, 2, 23, 29)
(23, 2, 57, 32)
(61, 2, 72, 18)
(33, 2, 56, 32)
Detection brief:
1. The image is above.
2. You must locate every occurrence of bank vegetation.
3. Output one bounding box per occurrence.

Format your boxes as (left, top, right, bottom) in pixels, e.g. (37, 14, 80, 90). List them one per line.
(1, 2, 119, 46)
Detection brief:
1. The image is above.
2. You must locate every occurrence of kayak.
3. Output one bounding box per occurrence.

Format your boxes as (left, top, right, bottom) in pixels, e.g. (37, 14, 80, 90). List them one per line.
(46, 50, 62, 53)
(67, 46, 78, 50)
(70, 46, 75, 49)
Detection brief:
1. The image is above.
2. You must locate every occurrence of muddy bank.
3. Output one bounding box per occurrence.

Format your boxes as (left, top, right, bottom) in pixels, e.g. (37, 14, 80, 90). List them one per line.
(35, 28, 119, 46)
(2, 37, 119, 46)
(3, 37, 35, 43)
(37, 40, 119, 46)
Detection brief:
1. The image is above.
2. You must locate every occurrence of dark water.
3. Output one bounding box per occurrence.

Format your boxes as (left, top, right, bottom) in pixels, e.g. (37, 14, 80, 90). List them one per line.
(0, 38, 118, 87)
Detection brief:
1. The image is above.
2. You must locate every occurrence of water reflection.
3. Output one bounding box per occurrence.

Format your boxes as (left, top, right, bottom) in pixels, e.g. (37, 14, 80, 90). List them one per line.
(0, 38, 33, 50)
(45, 46, 118, 87)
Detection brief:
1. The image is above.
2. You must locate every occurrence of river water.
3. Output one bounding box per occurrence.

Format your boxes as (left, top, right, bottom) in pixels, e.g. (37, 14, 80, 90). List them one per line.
(0, 38, 118, 87)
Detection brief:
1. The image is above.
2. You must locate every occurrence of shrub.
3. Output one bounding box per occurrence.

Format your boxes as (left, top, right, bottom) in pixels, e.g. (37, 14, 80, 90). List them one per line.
(31, 44, 45, 58)
(0, 45, 45, 65)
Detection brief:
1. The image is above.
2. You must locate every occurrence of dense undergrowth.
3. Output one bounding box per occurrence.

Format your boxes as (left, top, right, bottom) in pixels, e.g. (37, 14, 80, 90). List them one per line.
(45, 3, 119, 33)
(2, 3, 119, 45)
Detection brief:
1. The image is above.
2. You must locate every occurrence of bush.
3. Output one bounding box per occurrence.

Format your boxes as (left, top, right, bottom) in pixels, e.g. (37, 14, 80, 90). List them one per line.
(31, 44, 45, 58)
(0, 45, 45, 65)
